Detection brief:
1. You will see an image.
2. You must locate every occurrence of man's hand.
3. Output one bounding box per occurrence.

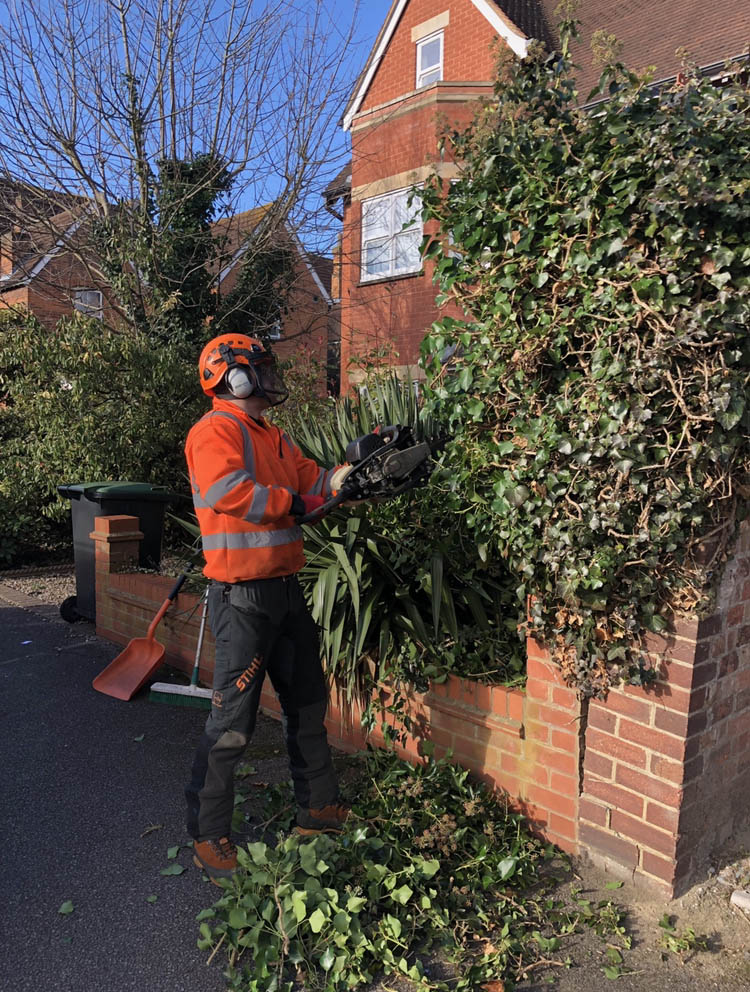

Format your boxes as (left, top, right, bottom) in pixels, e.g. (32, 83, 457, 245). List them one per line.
(290, 493, 326, 521)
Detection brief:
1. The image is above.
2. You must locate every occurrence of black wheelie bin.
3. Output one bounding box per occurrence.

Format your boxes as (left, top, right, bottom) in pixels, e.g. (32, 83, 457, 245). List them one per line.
(57, 482, 176, 622)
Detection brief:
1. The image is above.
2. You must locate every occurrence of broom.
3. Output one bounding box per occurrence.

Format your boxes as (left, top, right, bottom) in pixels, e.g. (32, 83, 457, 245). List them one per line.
(149, 587, 212, 709)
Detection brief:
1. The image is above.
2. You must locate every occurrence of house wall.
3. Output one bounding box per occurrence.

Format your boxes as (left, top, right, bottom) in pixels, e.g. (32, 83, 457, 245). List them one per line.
(90, 513, 750, 896)
(340, 0, 506, 385)
(25, 252, 118, 328)
(0, 285, 29, 314)
(217, 241, 332, 395)
(362, 0, 504, 109)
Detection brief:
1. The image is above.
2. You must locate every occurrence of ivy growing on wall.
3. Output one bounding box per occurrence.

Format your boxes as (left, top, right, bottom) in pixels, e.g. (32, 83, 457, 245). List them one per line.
(419, 15, 750, 695)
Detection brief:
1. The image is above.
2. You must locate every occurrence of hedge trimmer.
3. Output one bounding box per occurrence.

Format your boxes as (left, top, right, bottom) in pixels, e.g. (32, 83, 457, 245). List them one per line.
(296, 425, 443, 524)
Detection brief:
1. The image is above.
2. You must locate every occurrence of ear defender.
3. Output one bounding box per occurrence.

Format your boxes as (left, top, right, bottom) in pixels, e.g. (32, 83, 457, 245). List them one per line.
(226, 366, 255, 398)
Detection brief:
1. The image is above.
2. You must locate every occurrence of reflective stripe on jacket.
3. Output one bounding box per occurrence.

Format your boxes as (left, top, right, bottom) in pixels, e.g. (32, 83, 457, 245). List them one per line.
(185, 398, 338, 582)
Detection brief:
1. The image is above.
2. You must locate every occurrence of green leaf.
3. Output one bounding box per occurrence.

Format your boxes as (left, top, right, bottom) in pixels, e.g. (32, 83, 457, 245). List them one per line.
(58, 900, 74, 916)
(133, 734, 145, 742)
(308, 907, 327, 934)
(146, 894, 158, 904)
(299, 843, 321, 876)
(431, 552, 444, 636)
(246, 842, 268, 866)
(605, 880, 624, 890)
(319, 946, 336, 971)
(498, 856, 517, 880)
(228, 908, 250, 929)
(167, 845, 180, 859)
(391, 884, 413, 905)
(160, 863, 186, 876)
(291, 891, 307, 923)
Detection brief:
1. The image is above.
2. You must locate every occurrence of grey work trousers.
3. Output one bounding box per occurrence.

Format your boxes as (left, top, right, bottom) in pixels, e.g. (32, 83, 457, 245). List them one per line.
(185, 575, 338, 840)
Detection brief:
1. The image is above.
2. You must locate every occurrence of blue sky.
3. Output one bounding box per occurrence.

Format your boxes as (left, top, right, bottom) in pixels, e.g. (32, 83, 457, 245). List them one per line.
(349, 1, 393, 47)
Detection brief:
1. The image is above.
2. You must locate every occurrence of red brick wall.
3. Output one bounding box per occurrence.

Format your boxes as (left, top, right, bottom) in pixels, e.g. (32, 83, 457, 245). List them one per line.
(91, 514, 750, 895)
(340, 0, 508, 385)
(26, 252, 117, 328)
(341, 96, 486, 382)
(578, 521, 750, 895)
(362, 0, 503, 111)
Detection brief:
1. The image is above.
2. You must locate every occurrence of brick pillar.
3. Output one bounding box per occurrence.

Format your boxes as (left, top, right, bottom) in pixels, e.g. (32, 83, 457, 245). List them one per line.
(520, 641, 581, 852)
(90, 515, 143, 640)
(579, 519, 750, 896)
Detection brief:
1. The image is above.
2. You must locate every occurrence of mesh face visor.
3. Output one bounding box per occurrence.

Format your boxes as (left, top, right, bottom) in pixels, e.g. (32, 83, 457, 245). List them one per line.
(253, 356, 289, 406)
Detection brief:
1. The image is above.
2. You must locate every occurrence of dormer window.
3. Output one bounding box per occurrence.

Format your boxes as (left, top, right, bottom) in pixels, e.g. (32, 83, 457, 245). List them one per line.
(416, 31, 443, 88)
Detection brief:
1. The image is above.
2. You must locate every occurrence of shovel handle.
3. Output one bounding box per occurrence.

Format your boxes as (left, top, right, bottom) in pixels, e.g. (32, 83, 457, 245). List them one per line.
(167, 572, 189, 601)
(145, 572, 190, 639)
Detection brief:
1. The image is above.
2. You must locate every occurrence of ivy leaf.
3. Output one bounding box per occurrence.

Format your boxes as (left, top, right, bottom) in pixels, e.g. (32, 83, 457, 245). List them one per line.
(391, 884, 413, 905)
(319, 946, 335, 971)
(498, 857, 517, 880)
(246, 842, 268, 866)
(160, 864, 185, 876)
(58, 900, 74, 916)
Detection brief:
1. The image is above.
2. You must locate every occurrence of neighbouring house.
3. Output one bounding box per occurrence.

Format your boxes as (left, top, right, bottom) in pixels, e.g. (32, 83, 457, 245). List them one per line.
(0, 180, 118, 327)
(212, 208, 338, 394)
(0, 182, 337, 392)
(329, 0, 750, 387)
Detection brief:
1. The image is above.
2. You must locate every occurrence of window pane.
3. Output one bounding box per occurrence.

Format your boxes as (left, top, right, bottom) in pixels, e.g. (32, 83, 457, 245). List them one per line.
(418, 66, 441, 87)
(362, 197, 390, 240)
(393, 231, 421, 272)
(393, 190, 422, 231)
(419, 37, 441, 71)
(363, 238, 390, 277)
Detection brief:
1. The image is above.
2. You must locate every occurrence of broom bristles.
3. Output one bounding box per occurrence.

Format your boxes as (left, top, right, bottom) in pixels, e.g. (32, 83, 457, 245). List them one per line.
(149, 681, 212, 709)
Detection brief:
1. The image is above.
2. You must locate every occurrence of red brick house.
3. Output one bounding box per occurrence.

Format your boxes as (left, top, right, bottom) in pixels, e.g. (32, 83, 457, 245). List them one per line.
(0, 187, 336, 391)
(329, 0, 750, 386)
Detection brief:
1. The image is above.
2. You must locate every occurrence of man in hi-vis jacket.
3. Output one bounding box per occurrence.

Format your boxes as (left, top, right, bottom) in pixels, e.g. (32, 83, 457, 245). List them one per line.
(184, 333, 351, 884)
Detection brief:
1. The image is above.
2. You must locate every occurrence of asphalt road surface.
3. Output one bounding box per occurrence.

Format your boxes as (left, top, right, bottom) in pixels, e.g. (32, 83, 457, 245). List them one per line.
(0, 599, 230, 992)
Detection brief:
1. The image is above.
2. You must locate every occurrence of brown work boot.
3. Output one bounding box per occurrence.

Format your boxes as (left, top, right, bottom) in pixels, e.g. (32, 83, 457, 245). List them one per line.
(193, 836, 238, 885)
(295, 801, 350, 836)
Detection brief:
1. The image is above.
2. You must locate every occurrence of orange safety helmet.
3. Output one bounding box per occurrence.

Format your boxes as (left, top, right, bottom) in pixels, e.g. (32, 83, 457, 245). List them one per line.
(198, 333, 270, 396)
(198, 333, 288, 405)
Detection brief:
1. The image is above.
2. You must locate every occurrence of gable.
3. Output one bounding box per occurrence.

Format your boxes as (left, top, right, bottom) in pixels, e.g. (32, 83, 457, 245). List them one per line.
(343, 0, 535, 130)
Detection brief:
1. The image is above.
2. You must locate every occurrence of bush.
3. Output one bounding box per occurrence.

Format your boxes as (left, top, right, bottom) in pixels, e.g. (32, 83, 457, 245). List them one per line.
(0, 310, 205, 563)
(286, 373, 525, 708)
(419, 18, 750, 694)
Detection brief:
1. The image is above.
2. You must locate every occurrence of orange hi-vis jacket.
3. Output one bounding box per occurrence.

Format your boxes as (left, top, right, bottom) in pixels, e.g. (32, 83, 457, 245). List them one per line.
(185, 398, 339, 583)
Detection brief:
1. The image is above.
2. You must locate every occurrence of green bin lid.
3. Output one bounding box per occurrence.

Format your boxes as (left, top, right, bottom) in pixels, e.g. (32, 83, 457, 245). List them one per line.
(57, 481, 175, 502)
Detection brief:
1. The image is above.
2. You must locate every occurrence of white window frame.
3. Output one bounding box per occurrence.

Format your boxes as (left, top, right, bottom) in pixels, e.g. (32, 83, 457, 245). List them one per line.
(361, 186, 423, 283)
(73, 288, 103, 319)
(416, 30, 443, 89)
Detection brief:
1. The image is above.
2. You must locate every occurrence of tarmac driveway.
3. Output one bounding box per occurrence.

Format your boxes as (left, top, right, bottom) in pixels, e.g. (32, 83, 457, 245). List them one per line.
(0, 598, 229, 992)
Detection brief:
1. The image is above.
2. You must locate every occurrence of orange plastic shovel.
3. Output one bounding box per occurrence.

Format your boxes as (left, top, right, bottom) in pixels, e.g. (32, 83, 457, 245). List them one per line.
(92, 573, 189, 701)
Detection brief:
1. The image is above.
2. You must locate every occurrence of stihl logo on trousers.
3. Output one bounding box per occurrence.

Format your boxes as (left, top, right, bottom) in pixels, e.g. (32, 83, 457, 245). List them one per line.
(236, 656, 263, 692)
